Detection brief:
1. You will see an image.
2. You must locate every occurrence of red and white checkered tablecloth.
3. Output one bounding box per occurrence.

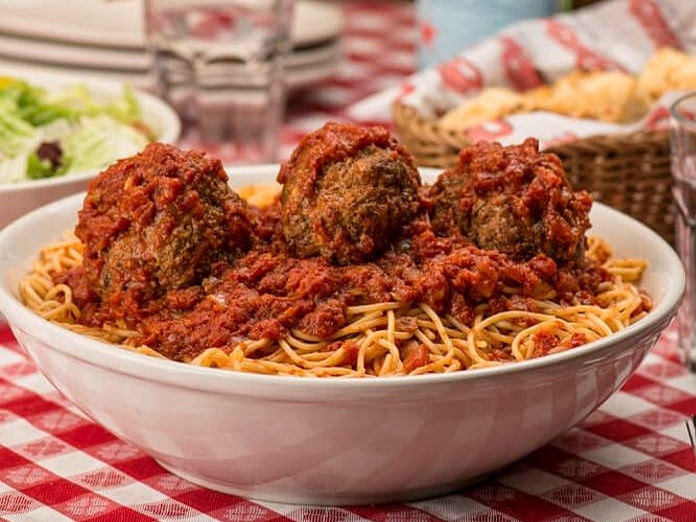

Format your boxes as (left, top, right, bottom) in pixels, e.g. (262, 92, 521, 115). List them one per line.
(3, 1, 696, 521)
(3, 321, 696, 521)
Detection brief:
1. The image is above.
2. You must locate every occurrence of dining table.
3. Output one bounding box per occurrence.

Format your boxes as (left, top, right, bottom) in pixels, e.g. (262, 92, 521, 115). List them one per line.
(2, 1, 696, 521)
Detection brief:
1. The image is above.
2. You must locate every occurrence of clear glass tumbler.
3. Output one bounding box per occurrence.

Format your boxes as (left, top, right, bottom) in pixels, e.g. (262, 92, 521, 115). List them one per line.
(670, 91, 696, 371)
(144, 0, 294, 164)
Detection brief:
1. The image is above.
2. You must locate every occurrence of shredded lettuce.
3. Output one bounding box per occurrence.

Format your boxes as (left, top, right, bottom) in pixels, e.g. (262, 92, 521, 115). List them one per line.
(0, 154, 29, 184)
(0, 77, 152, 183)
(0, 98, 38, 159)
(62, 115, 149, 174)
(26, 151, 57, 180)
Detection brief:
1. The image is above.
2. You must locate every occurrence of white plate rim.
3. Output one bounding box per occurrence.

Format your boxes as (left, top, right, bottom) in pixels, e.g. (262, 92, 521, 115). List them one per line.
(0, 0, 344, 51)
(0, 33, 342, 73)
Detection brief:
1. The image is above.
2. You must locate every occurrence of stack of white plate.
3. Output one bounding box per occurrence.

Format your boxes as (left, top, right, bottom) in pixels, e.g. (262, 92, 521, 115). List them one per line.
(0, 0, 344, 90)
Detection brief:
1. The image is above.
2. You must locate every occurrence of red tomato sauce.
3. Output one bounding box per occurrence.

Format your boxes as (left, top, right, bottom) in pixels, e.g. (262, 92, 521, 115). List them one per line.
(62, 205, 609, 362)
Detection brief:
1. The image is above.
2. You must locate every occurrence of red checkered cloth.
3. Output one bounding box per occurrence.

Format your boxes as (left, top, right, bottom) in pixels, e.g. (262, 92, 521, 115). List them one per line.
(3, 1, 696, 521)
(280, 0, 417, 154)
(2, 324, 696, 521)
(175, 0, 415, 165)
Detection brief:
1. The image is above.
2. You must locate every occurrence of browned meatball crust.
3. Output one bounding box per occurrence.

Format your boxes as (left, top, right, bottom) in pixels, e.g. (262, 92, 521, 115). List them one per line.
(429, 138, 592, 266)
(277, 122, 422, 265)
(75, 142, 254, 309)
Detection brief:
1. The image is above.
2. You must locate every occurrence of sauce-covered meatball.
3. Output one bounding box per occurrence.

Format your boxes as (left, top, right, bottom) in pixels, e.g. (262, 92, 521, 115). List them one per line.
(278, 122, 422, 265)
(75, 142, 254, 309)
(429, 138, 592, 266)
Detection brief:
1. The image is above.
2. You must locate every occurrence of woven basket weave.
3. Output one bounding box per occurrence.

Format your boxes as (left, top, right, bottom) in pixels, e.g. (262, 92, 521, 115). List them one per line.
(392, 101, 675, 244)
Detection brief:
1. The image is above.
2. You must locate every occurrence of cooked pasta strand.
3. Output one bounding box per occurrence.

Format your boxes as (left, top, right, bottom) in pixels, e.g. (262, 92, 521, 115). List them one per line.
(19, 234, 650, 378)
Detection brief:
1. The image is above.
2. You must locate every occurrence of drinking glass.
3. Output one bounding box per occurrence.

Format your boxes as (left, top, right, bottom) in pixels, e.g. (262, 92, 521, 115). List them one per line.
(670, 91, 696, 371)
(144, 0, 294, 164)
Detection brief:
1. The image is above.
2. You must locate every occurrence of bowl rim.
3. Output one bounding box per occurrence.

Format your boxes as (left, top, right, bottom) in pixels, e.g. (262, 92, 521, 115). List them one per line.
(0, 69, 181, 193)
(0, 165, 686, 393)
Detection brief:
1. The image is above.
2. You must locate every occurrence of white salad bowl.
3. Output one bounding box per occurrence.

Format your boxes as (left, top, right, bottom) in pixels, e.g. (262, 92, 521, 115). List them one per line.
(0, 71, 180, 229)
(0, 166, 685, 505)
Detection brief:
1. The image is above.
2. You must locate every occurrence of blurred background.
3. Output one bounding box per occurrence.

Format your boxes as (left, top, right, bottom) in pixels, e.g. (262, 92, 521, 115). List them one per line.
(0, 0, 605, 163)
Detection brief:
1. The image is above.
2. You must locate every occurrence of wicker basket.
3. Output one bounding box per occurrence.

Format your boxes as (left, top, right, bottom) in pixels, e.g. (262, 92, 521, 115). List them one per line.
(392, 101, 675, 244)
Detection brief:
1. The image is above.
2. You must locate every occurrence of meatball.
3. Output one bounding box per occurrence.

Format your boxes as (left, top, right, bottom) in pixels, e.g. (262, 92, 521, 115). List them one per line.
(278, 122, 422, 265)
(75, 142, 254, 307)
(429, 138, 592, 265)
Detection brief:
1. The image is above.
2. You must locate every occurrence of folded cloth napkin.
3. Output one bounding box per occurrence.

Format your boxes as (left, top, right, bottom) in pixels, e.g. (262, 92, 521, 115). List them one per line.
(348, 0, 696, 148)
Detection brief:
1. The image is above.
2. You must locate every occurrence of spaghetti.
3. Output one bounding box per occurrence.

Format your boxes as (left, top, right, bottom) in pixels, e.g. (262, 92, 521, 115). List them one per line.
(17, 134, 653, 378)
(19, 228, 650, 378)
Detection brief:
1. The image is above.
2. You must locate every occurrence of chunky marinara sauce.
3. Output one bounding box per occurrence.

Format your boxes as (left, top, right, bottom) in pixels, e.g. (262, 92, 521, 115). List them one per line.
(58, 134, 612, 363)
(62, 207, 608, 362)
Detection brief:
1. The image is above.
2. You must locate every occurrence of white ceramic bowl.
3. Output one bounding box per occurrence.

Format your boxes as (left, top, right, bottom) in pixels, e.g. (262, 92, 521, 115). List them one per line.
(0, 70, 180, 229)
(0, 166, 685, 505)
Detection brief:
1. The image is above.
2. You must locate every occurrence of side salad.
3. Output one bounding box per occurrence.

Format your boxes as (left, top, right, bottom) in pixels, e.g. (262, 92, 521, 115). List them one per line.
(0, 77, 153, 184)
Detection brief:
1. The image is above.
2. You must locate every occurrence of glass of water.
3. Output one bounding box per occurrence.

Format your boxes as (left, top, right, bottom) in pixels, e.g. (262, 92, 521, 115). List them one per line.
(670, 91, 696, 371)
(144, 0, 294, 164)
